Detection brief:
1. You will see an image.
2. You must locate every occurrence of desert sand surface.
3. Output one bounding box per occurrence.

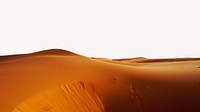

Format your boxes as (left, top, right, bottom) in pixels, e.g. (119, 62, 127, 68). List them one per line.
(1, 49, 200, 112)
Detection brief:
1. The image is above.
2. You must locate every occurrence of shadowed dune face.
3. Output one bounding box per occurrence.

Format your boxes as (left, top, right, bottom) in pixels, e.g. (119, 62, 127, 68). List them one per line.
(1, 49, 200, 112)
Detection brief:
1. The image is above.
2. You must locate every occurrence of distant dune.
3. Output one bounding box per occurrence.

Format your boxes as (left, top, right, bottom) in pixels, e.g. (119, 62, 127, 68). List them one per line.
(1, 49, 200, 112)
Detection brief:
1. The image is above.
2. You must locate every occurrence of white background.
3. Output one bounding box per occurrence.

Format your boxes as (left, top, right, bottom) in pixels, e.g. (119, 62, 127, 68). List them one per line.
(0, 0, 200, 58)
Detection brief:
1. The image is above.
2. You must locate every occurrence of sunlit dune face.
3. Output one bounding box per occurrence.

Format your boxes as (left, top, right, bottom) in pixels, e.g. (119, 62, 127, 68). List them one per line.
(12, 81, 104, 112)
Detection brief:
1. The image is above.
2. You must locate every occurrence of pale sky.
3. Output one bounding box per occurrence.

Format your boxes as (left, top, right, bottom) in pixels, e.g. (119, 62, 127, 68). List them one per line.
(0, 0, 200, 59)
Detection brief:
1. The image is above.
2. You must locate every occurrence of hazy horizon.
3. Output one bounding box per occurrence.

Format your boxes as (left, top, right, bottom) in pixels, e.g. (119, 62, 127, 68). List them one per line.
(1, 0, 200, 59)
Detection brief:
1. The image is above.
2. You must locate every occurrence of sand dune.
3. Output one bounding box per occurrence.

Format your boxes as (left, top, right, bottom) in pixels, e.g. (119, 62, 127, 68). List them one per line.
(1, 49, 200, 112)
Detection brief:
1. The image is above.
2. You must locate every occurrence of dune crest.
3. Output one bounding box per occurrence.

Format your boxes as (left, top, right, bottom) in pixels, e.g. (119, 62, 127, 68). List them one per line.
(31, 49, 78, 56)
(0, 49, 78, 63)
(12, 81, 104, 112)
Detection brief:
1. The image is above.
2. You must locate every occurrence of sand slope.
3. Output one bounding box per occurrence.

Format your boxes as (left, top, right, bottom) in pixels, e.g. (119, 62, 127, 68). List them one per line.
(1, 49, 200, 112)
(12, 81, 104, 112)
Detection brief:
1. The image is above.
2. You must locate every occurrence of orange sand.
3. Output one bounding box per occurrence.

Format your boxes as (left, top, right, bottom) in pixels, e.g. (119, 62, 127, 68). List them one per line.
(1, 49, 200, 112)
